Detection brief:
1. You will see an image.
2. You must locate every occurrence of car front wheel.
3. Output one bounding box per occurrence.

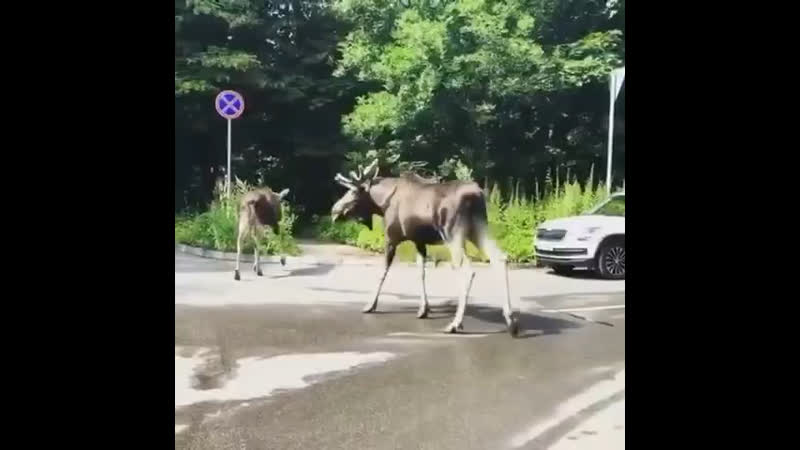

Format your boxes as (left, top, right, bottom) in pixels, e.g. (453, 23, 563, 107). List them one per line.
(596, 238, 625, 280)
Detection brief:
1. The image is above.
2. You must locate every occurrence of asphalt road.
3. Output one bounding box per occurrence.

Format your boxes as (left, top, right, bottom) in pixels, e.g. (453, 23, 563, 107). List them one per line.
(175, 251, 625, 450)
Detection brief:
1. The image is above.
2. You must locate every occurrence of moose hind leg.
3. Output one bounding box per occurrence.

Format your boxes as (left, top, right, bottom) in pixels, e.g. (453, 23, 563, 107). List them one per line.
(444, 232, 474, 333)
(477, 230, 519, 337)
(415, 243, 430, 319)
(364, 242, 396, 313)
(272, 224, 286, 266)
(234, 225, 247, 281)
(252, 233, 263, 276)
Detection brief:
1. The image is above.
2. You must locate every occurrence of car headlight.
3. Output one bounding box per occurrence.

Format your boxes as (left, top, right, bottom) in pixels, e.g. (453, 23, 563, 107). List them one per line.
(577, 227, 602, 241)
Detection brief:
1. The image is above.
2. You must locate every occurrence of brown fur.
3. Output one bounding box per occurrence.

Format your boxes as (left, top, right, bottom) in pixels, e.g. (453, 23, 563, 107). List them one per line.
(332, 164, 517, 336)
(370, 176, 488, 247)
(239, 189, 283, 235)
(234, 187, 289, 280)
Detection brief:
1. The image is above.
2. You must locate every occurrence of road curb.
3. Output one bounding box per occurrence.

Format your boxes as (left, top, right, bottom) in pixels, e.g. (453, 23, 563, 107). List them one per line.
(176, 243, 381, 266)
(175, 243, 540, 269)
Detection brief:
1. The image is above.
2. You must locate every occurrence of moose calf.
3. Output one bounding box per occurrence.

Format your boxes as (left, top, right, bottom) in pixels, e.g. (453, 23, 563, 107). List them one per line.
(234, 187, 290, 280)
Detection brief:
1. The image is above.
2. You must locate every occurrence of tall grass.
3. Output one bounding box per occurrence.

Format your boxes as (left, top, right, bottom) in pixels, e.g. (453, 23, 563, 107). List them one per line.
(305, 169, 610, 263)
(175, 178, 300, 255)
(499, 167, 607, 263)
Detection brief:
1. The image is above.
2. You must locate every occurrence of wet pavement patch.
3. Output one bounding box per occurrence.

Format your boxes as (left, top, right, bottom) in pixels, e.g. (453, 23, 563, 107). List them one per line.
(175, 349, 395, 408)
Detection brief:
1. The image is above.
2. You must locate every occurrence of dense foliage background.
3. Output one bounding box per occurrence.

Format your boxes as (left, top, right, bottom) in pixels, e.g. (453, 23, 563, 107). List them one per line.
(175, 0, 625, 259)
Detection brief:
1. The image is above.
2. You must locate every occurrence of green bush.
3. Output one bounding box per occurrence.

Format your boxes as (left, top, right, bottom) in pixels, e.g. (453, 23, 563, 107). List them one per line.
(303, 174, 610, 263)
(356, 217, 385, 253)
(174, 179, 300, 255)
(490, 183, 537, 263)
(307, 215, 366, 246)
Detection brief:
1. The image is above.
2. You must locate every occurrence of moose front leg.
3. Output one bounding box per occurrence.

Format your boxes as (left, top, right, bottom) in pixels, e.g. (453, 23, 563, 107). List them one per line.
(363, 242, 396, 313)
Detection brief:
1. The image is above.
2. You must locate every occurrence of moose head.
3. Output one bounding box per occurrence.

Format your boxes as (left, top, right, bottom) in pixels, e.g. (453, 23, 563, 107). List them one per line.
(330, 159, 393, 227)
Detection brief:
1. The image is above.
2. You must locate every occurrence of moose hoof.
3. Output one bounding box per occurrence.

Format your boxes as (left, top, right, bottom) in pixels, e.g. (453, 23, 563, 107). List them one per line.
(416, 307, 429, 319)
(508, 316, 520, 338)
(362, 303, 377, 313)
(256, 269, 263, 277)
(234, 270, 241, 281)
(443, 322, 463, 334)
(280, 256, 286, 266)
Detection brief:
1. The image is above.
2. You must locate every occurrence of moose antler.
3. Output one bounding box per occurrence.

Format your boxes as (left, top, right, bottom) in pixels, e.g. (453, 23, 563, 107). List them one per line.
(363, 159, 379, 179)
(334, 159, 380, 189)
(335, 173, 356, 189)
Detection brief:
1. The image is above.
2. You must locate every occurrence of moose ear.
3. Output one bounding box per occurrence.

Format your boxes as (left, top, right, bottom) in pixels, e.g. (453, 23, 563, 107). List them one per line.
(278, 188, 290, 199)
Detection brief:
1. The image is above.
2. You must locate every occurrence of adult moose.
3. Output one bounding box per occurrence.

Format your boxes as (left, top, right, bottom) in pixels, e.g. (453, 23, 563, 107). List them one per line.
(331, 160, 519, 336)
(233, 187, 290, 281)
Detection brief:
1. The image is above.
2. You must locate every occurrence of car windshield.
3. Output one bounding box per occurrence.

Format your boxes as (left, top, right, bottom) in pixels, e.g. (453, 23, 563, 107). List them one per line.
(588, 195, 625, 216)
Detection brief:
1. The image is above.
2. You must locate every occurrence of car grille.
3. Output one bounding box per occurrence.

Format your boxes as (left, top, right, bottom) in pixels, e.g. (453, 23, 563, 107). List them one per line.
(537, 228, 567, 241)
(536, 248, 588, 256)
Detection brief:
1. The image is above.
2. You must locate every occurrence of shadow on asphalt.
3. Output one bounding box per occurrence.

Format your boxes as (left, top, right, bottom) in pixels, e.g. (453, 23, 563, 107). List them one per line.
(270, 264, 337, 278)
(466, 304, 583, 338)
(175, 258, 232, 273)
(519, 291, 626, 303)
(309, 286, 454, 302)
(372, 304, 582, 339)
(308, 287, 583, 339)
(176, 252, 337, 277)
(544, 268, 624, 281)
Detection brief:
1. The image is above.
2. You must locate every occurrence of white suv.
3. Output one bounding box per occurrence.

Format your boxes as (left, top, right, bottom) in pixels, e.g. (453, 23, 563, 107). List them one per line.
(534, 192, 625, 279)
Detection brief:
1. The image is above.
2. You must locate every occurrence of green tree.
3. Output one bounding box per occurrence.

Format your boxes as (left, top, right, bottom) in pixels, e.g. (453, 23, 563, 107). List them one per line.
(174, 0, 626, 217)
(333, 0, 623, 182)
(175, 0, 368, 213)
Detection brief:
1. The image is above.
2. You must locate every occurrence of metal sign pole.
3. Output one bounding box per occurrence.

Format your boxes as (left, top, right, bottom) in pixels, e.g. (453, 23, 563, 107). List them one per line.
(227, 118, 232, 198)
(606, 68, 625, 195)
(214, 90, 245, 200)
(606, 80, 615, 196)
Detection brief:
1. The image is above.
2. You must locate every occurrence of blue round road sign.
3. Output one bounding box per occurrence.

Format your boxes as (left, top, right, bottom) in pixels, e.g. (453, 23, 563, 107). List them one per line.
(215, 90, 245, 120)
